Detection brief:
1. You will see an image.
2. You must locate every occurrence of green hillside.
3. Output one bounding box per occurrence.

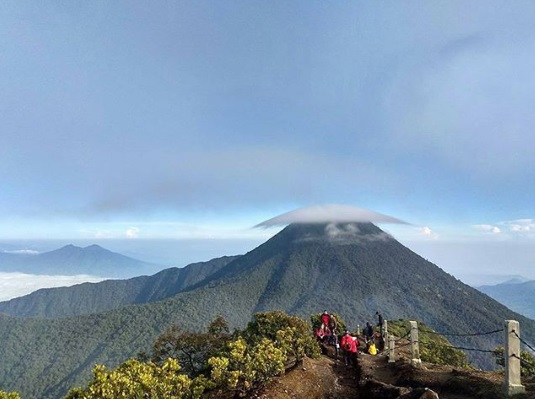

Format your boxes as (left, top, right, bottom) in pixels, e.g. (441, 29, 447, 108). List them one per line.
(0, 255, 238, 318)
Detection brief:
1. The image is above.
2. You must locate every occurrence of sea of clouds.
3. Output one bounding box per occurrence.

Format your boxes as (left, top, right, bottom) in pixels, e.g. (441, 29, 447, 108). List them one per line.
(0, 272, 105, 301)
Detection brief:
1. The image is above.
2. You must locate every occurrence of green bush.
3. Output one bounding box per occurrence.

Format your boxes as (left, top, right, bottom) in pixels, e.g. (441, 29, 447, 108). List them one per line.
(0, 391, 21, 399)
(494, 346, 535, 376)
(65, 311, 320, 399)
(208, 337, 285, 396)
(244, 311, 320, 362)
(64, 358, 209, 399)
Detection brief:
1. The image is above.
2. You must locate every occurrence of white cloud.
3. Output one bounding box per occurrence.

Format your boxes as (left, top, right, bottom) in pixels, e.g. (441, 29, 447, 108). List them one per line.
(125, 227, 140, 239)
(0, 272, 105, 301)
(473, 224, 502, 234)
(255, 204, 408, 227)
(420, 226, 440, 239)
(2, 249, 39, 255)
(502, 219, 535, 234)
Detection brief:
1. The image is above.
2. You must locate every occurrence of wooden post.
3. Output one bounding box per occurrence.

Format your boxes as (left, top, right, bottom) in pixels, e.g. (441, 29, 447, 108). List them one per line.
(410, 321, 421, 367)
(504, 320, 525, 396)
(388, 335, 396, 363)
(383, 319, 388, 342)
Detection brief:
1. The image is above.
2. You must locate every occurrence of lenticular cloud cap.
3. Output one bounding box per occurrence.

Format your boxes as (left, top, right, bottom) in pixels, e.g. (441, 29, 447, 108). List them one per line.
(255, 204, 408, 227)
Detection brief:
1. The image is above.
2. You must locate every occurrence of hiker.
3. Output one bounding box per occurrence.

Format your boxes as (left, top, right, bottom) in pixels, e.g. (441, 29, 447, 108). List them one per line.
(368, 341, 377, 355)
(340, 331, 353, 366)
(350, 334, 359, 365)
(315, 324, 331, 343)
(328, 313, 338, 334)
(320, 311, 330, 329)
(376, 311, 383, 330)
(328, 314, 338, 344)
(375, 331, 385, 351)
(332, 333, 340, 360)
(363, 321, 374, 342)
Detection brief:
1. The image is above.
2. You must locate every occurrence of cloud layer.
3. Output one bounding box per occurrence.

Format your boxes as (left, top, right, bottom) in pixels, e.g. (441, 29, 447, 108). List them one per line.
(256, 204, 408, 227)
(0, 272, 105, 301)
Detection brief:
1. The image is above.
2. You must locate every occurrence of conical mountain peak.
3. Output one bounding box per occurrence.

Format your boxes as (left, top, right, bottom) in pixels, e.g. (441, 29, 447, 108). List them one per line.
(275, 222, 394, 246)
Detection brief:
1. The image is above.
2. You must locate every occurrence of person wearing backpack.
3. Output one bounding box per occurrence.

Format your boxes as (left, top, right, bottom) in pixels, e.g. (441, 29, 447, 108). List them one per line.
(340, 331, 353, 366)
(363, 322, 374, 343)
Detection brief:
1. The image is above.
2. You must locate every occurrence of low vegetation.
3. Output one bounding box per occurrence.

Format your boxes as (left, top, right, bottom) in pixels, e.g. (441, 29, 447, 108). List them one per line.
(4, 315, 520, 399)
(62, 311, 320, 399)
(493, 346, 535, 377)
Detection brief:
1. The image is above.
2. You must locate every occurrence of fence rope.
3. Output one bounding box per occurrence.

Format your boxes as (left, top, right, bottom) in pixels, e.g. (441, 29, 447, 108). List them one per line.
(420, 328, 504, 337)
(418, 341, 499, 354)
(394, 329, 411, 343)
(394, 341, 413, 350)
(512, 330, 535, 353)
(512, 353, 535, 370)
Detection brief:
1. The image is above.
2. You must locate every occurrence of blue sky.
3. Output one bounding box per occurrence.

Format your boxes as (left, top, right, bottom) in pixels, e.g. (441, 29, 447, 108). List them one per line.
(2, 1, 535, 291)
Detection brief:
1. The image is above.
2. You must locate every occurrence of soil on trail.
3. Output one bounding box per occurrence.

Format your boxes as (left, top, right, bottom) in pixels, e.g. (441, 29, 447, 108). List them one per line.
(258, 343, 535, 399)
(258, 355, 359, 399)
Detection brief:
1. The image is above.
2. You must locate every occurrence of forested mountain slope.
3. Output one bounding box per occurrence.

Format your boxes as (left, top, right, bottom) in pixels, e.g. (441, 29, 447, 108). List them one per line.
(1, 223, 534, 399)
(0, 255, 239, 318)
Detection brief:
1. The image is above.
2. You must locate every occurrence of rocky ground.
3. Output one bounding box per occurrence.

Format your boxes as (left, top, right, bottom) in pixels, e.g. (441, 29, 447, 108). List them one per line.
(257, 342, 535, 399)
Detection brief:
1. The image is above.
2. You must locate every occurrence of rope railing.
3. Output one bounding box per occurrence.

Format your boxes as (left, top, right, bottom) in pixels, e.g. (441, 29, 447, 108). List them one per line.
(512, 330, 535, 353)
(394, 329, 411, 342)
(512, 353, 535, 370)
(394, 341, 413, 350)
(417, 341, 499, 354)
(378, 319, 532, 395)
(421, 328, 504, 337)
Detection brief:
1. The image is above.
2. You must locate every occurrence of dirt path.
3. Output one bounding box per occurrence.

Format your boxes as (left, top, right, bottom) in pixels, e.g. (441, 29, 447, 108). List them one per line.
(357, 350, 535, 399)
(258, 355, 358, 399)
(258, 345, 535, 399)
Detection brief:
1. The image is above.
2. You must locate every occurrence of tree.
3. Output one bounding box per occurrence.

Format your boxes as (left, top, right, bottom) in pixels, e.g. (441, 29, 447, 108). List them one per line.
(151, 316, 231, 377)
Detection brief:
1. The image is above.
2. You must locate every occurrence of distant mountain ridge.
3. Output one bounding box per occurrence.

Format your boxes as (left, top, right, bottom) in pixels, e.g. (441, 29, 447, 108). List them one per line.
(1, 222, 534, 399)
(477, 280, 535, 320)
(0, 255, 239, 318)
(0, 244, 160, 277)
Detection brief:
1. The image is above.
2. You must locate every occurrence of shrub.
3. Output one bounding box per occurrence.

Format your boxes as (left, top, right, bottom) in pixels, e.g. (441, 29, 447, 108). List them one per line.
(244, 311, 320, 362)
(494, 346, 535, 376)
(0, 391, 21, 399)
(64, 358, 209, 399)
(208, 337, 285, 396)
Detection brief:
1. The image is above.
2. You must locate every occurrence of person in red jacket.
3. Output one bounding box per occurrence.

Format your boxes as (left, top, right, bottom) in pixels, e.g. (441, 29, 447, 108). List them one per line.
(320, 311, 330, 329)
(350, 335, 359, 365)
(340, 331, 353, 366)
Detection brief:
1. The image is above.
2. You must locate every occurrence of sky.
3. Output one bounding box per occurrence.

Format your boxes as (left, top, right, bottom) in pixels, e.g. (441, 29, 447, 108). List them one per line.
(1, 1, 535, 297)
